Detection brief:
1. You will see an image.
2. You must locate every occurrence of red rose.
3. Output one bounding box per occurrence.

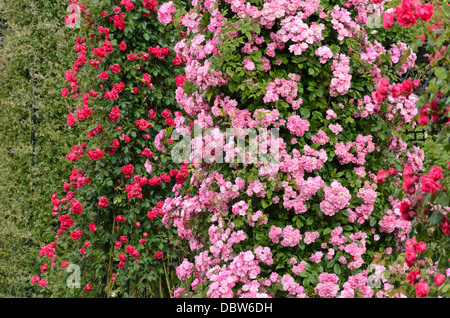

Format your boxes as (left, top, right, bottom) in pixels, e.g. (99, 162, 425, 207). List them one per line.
(109, 64, 121, 74)
(122, 164, 134, 178)
(401, 79, 413, 95)
(434, 274, 446, 287)
(402, 176, 416, 195)
(396, 5, 417, 27)
(428, 166, 443, 181)
(141, 148, 153, 158)
(376, 169, 389, 184)
(161, 109, 171, 118)
(403, 164, 413, 178)
(440, 216, 450, 235)
(71, 200, 83, 214)
(406, 269, 421, 285)
(87, 148, 104, 160)
(148, 109, 156, 119)
(415, 241, 426, 253)
(173, 55, 182, 66)
(416, 4, 434, 22)
(399, 200, 410, 214)
(391, 83, 402, 98)
(388, 168, 397, 176)
(418, 175, 440, 194)
(119, 41, 127, 51)
(405, 249, 417, 267)
(98, 71, 109, 80)
(418, 115, 430, 126)
(382, 9, 396, 29)
(67, 113, 77, 126)
(70, 230, 83, 241)
(89, 223, 96, 231)
(98, 196, 109, 207)
(415, 280, 430, 298)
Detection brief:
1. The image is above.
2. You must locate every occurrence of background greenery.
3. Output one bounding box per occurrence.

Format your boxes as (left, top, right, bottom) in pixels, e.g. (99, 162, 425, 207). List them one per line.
(0, 0, 79, 297)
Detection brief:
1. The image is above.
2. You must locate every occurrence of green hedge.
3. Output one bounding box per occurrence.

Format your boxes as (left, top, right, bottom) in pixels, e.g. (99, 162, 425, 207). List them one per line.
(0, 0, 79, 297)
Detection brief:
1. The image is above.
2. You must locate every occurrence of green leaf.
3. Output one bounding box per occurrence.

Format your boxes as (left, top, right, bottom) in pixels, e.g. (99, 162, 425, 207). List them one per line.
(333, 264, 341, 275)
(437, 195, 449, 209)
(434, 67, 448, 80)
(430, 210, 443, 226)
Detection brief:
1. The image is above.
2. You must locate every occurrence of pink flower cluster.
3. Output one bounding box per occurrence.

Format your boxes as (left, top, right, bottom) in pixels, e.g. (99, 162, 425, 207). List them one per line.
(269, 225, 302, 247)
(286, 115, 310, 137)
(334, 134, 375, 166)
(329, 54, 352, 97)
(315, 45, 333, 64)
(157, 1, 176, 25)
(263, 78, 299, 104)
(320, 180, 351, 216)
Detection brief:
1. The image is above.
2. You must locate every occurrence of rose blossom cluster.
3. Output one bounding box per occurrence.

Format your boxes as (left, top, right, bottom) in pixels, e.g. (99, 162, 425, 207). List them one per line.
(157, 1, 176, 25)
(159, 0, 428, 299)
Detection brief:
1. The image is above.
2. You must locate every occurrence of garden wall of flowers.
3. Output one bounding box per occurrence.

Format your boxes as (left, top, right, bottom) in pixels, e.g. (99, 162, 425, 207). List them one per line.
(1, 0, 449, 298)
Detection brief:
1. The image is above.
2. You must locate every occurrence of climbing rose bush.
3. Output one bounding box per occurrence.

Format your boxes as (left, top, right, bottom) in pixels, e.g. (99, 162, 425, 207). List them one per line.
(377, 0, 450, 298)
(31, 0, 190, 297)
(159, 0, 426, 298)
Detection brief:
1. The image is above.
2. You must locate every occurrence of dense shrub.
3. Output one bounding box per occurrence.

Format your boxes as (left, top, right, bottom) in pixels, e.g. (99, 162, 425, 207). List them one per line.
(29, 0, 195, 297)
(159, 0, 427, 298)
(378, 0, 450, 298)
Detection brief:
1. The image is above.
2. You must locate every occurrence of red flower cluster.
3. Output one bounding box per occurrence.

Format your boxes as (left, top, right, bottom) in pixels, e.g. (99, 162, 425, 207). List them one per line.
(98, 197, 109, 207)
(174, 74, 186, 88)
(87, 148, 105, 160)
(372, 77, 419, 104)
(143, 0, 157, 12)
(70, 230, 83, 241)
(125, 175, 148, 199)
(383, 0, 434, 29)
(148, 45, 171, 59)
(66, 143, 86, 162)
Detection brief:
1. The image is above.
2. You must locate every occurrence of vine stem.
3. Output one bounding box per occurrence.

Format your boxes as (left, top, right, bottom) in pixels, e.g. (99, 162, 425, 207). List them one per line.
(162, 260, 172, 298)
